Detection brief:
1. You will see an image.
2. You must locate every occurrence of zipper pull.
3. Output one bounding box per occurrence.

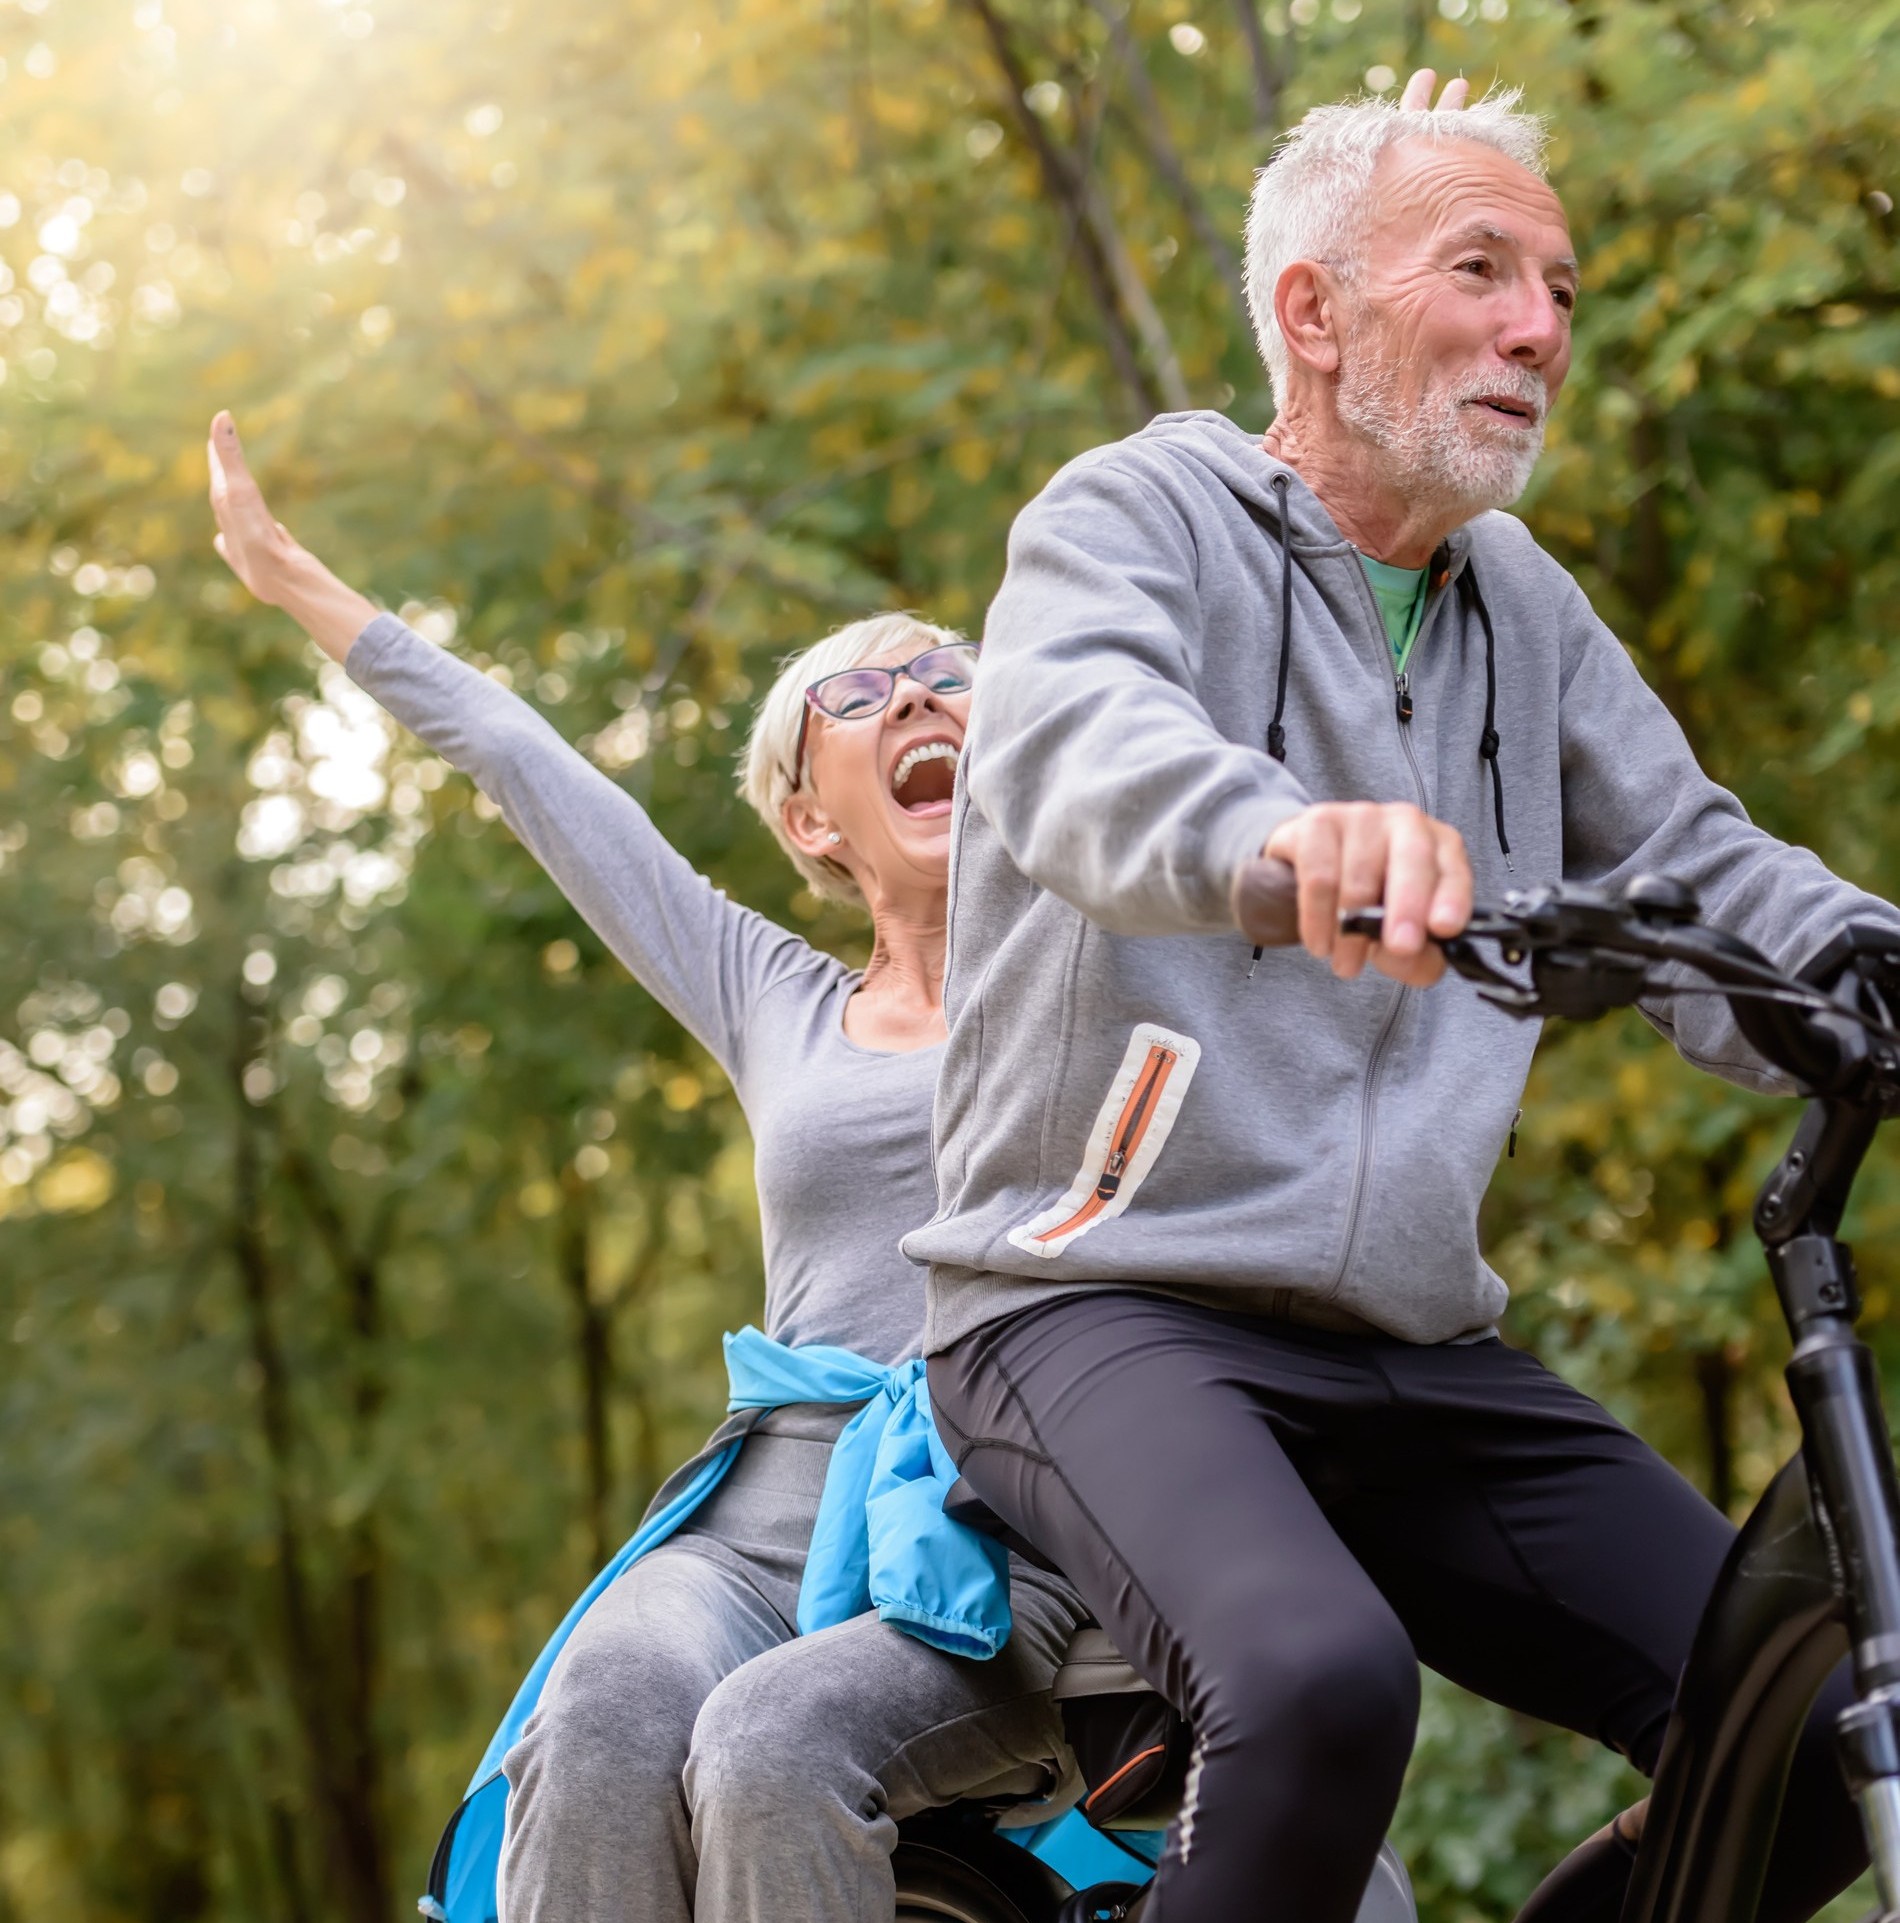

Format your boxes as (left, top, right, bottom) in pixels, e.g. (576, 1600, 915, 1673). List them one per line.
(1394, 671, 1413, 725)
(1508, 1106, 1522, 1159)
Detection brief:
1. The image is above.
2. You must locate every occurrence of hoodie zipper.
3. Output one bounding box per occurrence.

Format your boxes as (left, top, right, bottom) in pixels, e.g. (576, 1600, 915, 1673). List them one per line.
(1328, 563, 1449, 1295)
(1031, 1042, 1180, 1246)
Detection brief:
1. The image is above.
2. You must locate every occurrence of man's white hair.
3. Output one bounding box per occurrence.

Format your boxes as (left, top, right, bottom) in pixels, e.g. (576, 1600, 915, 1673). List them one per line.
(1244, 88, 1549, 408)
(739, 610, 968, 908)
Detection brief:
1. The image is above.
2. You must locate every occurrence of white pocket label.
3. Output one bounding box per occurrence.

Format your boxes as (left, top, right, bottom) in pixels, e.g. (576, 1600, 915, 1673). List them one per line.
(1007, 1022, 1202, 1261)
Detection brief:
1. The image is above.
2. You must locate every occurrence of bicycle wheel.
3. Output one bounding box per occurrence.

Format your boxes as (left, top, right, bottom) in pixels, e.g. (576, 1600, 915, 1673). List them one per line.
(893, 1819, 1072, 1923)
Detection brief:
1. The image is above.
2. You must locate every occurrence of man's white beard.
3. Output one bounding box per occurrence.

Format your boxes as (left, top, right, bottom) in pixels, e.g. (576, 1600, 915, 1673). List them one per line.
(1334, 331, 1547, 516)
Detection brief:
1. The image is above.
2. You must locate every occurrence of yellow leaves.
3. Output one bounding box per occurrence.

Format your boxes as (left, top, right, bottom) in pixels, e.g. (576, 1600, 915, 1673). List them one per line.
(947, 437, 991, 484)
(1849, 691, 1875, 726)
(37, 1146, 114, 1214)
(509, 391, 589, 435)
(1679, 1218, 1720, 1251)
(662, 1070, 702, 1111)
(1874, 368, 1900, 400)
(661, 222, 718, 258)
(987, 212, 1035, 254)
(1616, 1062, 1649, 1105)
(872, 90, 927, 136)
(888, 468, 933, 528)
(444, 285, 494, 323)
(517, 1178, 559, 1219)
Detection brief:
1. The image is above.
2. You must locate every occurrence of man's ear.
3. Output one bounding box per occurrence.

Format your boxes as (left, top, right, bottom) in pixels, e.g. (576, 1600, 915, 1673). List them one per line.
(1275, 260, 1344, 378)
(781, 790, 841, 860)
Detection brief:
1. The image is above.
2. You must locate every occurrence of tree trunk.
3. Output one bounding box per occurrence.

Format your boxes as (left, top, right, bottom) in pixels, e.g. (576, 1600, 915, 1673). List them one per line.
(559, 1173, 616, 1568)
(1230, 0, 1286, 136)
(229, 997, 388, 1923)
(1090, 0, 1252, 343)
(959, 0, 1166, 423)
(280, 1142, 389, 1921)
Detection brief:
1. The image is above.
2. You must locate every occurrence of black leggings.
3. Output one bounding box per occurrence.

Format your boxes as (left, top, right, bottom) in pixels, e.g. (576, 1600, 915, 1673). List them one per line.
(927, 1291, 1864, 1923)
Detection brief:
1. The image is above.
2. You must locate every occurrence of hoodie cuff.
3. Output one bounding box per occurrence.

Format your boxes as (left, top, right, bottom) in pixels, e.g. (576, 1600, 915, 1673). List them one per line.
(1200, 787, 1311, 931)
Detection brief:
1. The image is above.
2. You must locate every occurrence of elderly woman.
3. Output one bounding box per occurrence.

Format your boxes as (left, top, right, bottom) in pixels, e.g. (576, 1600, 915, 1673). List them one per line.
(205, 411, 1089, 1923)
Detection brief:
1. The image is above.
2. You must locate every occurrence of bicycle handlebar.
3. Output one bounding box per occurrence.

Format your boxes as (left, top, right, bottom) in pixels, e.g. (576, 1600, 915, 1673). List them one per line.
(1228, 857, 1900, 1110)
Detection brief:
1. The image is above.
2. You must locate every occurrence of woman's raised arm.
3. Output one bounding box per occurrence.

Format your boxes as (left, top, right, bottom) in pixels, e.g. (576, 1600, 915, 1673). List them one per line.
(206, 412, 820, 1085)
(207, 412, 379, 662)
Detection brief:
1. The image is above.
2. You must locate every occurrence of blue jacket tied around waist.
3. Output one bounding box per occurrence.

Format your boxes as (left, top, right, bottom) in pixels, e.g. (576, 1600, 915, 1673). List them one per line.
(420, 1328, 1013, 1923)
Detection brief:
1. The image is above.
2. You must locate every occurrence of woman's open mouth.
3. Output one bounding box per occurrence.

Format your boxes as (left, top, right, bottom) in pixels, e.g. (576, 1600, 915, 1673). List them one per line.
(889, 738, 960, 815)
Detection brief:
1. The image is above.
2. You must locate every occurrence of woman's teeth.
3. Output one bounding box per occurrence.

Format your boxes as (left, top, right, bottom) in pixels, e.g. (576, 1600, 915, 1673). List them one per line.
(890, 740, 959, 794)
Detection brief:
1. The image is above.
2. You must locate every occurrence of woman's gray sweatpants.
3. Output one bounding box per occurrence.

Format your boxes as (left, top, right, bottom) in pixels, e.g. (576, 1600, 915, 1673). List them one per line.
(498, 1408, 1089, 1923)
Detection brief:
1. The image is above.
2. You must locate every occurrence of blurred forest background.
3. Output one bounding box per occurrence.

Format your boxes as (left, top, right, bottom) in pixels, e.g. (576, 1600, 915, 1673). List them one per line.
(2, 0, 1899, 1915)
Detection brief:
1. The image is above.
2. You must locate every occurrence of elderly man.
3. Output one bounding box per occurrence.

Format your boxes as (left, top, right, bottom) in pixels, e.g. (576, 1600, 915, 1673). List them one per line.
(908, 73, 1892, 1921)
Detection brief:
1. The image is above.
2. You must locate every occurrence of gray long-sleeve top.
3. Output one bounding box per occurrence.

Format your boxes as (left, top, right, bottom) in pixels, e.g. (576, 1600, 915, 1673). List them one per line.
(347, 614, 938, 1366)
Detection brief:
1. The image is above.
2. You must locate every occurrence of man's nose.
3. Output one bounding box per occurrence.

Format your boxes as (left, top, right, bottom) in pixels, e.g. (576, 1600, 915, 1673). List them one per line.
(1498, 279, 1568, 367)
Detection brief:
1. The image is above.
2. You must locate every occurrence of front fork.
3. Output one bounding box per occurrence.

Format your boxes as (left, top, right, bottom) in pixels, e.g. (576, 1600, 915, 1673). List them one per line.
(1625, 1096, 1900, 1923)
(1795, 1304, 1900, 1919)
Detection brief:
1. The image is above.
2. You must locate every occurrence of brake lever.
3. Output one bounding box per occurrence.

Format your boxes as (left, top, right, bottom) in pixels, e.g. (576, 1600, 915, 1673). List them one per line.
(1339, 904, 1661, 1022)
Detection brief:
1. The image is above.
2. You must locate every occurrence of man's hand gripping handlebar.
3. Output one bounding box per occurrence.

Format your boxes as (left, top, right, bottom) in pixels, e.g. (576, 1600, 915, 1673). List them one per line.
(1235, 803, 1474, 986)
(1234, 857, 1900, 1111)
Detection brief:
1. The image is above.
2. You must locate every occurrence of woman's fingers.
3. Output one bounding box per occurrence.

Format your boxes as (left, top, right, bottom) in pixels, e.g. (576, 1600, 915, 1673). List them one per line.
(1398, 69, 1469, 111)
(207, 410, 295, 603)
(209, 412, 269, 531)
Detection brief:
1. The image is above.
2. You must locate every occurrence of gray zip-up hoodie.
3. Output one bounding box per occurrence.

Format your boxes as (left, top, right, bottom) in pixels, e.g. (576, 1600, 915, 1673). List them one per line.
(906, 412, 1899, 1353)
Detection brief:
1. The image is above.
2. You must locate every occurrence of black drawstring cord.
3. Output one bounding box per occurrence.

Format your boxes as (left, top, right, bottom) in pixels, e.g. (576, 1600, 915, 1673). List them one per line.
(1251, 472, 1296, 973)
(1463, 564, 1512, 866)
(1266, 471, 1293, 765)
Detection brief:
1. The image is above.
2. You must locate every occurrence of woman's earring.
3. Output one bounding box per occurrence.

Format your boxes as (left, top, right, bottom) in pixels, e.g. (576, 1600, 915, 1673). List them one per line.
(827, 831, 842, 845)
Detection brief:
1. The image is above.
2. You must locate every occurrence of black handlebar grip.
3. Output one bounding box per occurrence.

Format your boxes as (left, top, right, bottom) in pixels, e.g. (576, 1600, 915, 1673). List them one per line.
(1231, 857, 1302, 949)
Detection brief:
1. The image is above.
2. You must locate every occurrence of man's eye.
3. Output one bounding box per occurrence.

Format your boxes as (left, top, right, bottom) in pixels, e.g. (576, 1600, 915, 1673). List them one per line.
(1457, 257, 1491, 277)
(1551, 286, 1576, 313)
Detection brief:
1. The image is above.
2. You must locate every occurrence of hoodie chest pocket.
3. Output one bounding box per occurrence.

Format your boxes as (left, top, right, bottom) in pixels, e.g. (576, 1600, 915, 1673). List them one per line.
(1007, 1023, 1202, 1261)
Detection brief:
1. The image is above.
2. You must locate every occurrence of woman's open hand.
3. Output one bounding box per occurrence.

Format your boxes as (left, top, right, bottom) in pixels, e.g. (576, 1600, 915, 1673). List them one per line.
(207, 411, 376, 663)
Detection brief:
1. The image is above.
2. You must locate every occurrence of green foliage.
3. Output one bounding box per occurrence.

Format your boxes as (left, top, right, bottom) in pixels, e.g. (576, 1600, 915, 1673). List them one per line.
(1, 0, 1897, 1916)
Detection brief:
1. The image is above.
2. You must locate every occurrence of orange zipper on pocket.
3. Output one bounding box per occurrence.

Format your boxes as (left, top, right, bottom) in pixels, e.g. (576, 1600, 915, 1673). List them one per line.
(1031, 1044, 1180, 1246)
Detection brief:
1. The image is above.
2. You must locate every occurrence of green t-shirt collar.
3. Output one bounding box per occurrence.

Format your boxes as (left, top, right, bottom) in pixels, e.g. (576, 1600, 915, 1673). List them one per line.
(1357, 552, 1428, 676)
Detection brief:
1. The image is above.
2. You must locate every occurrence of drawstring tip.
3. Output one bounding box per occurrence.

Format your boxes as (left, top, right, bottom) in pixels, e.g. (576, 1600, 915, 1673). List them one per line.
(1248, 943, 1262, 978)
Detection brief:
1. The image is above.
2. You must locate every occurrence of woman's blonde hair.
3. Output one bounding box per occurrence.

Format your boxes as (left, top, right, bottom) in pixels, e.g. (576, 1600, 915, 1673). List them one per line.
(738, 611, 969, 908)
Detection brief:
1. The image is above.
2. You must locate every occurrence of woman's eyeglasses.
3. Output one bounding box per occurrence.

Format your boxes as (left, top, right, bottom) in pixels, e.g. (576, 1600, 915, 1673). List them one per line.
(788, 644, 978, 791)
